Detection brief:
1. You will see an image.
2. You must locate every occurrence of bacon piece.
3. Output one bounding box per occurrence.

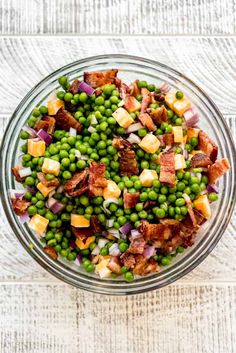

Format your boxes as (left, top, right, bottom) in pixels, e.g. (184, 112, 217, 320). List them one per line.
(153, 93, 165, 102)
(140, 221, 170, 242)
(182, 193, 197, 227)
(11, 198, 30, 216)
(143, 200, 157, 209)
(190, 153, 213, 168)
(112, 136, 133, 150)
(37, 172, 60, 188)
(67, 79, 81, 95)
(133, 254, 148, 275)
(138, 113, 156, 131)
(44, 246, 58, 260)
(140, 88, 152, 113)
(35, 116, 56, 135)
(123, 189, 140, 209)
(71, 226, 92, 242)
(107, 256, 121, 274)
(114, 78, 130, 99)
(120, 252, 136, 269)
(198, 131, 218, 162)
(88, 162, 107, 197)
(150, 106, 168, 125)
(84, 69, 118, 88)
(119, 149, 139, 176)
(90, 215, 103, 234)
(157, 133, 174, 147)
(159, 151, 176, 187)
(143, 258, 159, 275)
(123, 95, 141, 113)
(128, 237, 146, 254)
(207, 159, 230, 184)
(12, 166, 26, 183)
(129, 80, 140, 97)
(64, 169, 89, 196)
(55, 108, 82, 132)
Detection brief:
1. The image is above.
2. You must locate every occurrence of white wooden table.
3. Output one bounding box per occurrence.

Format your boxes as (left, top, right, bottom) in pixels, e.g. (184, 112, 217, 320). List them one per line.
(0, 1, 236, 352)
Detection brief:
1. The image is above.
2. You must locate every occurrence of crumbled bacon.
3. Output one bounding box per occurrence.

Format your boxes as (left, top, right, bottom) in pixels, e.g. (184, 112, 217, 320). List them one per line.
(123, 95, 141, 113)
(159, 151, 176, 187)
(182, 193, 197, 227)
(114, 78, 130, 99)
(88, 162, 107, 197)
(120, 252, 136, 269)
(84, 69, 118, 88)
(138, 113, 156, 131)
(11, 197, 30, 216)
(190, 153, 213, 168)
(37, 172, 60, 188)
(129, 80, 140, 97)
(64, 169, 89, 196)
(112, 136, 133, 150)
(55, 108, 82, 132)
(157, 133, 174, 147)
(140, 221, 170, 242)
(107, 257, 121, 274)
(12, 166, 26, 183)
(67, 79, 81, 95)
(198, 131, 218, 162)
(153, 93, 165, 102)
(143, 200, 157, 209)
(71, 226, 92, 242)
(90, 215, 103, 234)
(35, 116, 56, 135)
(123, 189, 140, 209)
(128, 237, 146, 254)
(119, 149, 139, 176)
(133, 255, 158, 275)
(140, 88, 152, 113)
(44, 246, 58, 260)
(207, 158, 230, 184)
(150, 106, 168, 125)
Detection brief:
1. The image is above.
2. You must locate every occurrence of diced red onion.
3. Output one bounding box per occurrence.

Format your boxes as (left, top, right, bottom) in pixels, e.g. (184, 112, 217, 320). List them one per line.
(103, 198, 119, 215)
(46, 197, 57, 209)
(119, 223, 132, 236)
(91, 115, 98, 125)
(76, 254, 83, 265)
(48, 189, 56, 198)
(125, 122, 143, 134)
(106, 219, 114, 228)
(18, 167, 32, 178)
(91, 246, 100, 255)
(109, 243, 121, 256)
(56, 185, 64, 193)
(69, 127, 77, 137)
(74, 150, 81, 159)
(21, 126, 37, 138)
(143, 245, 155, 259)
(78, 81, 95, 96)
(130, 229, 142, 239)
(9, 189, 25, 199)
(196, 172, 202, 181)
(80, 155, 88, 160)
(37, 129, 52, 145)
(26, 186, 36, 195)
(127, 133, 141, 144)
(88, 126, 96, 133)
(50, 201, 65, 214)
(31, 137, 41, 142)
(98, 238, 109, 248)
(183, 149, 188, 159)
(207, 184, 219, 194)
(108, 229, 120, 239)
(118, 100, 124, 107)
(102, 230, 108, 237)
(19, 212, 30, 224)
(159, 82, 171, 94)
(183, 108, 200, 127)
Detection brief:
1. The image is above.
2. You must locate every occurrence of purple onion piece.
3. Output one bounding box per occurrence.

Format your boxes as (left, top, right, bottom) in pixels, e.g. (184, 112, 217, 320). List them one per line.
(143, 245, 155, 259)
(37, 129, 52, 145)
(119, 223, 132, 235)
(20, 212, 30, 224)
(78, 82, 95, 96)
(207, 184, 219, 194)
(50, 201, 65, 214)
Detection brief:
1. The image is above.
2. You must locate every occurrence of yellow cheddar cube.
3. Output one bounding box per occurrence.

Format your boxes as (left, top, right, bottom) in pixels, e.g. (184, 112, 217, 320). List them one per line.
(193, 195, 211, 219)
(28, 214, 49, 235)
(139, 169, 158, 187)
(112, 107, 133, 128)
(174, 154, 186, 170)
(172, 126, 184, 143)
(75, 236, 95, 250)
(173, 98, 191, 117)
(37, 182, 55, 197)
(71, 214, 90, 228)
(103, 180, 121, 200)
(95, 258, 112, 279)
(28, 139, 46, 157)
(48, 99, 65, 115)
(139, 133, 160, 154)
(165, 91, 177, 110)
(42, 158, 61, 176)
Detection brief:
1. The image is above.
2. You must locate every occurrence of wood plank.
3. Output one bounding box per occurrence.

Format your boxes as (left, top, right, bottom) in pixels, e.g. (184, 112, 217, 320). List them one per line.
(0, 283, 235, 353)
(0, 0, 235, 35)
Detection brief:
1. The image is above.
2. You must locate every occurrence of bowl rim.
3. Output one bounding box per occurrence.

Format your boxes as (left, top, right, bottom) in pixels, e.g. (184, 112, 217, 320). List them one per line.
(1, 53, 236, 295)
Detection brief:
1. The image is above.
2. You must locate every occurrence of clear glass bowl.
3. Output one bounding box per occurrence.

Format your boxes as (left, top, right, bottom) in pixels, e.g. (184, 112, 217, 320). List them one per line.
(0, 54, 235, 295)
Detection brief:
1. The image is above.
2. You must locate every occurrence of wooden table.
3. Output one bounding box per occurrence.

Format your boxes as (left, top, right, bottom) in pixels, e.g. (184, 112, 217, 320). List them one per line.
(0, 1, 235, 352)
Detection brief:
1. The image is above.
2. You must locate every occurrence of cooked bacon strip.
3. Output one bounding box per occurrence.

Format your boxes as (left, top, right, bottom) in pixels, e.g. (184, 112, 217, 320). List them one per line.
(153, 93, 165, 102)
(157, 133, 174, 147)
(123, 189, 140, 209)
(150, 106, 168, 125)
(114, 78, 130, 99)
(12, 166, 26, 183)
(119, 149, 139, 176)
(71, 226, 92, 242)
(190, 153, 213, 168)
(159, 151, 176, 187)
(11, 198, 30, 216)
(143, 200, 157, 209)
(133, 255, 158, 275)
(84, 69, 118, 88)
(120, 252, 136, 269)
(90, 215, 103, 234)
(112, 136, 133, 150)
(35, 116, 56, 135)
(128, 237, 146, 254)
(37, 172, 60, 188)
(182, 193, 197, 227)
(140, 221, 170, 242)
(107, 257, 121, 274)
(64, 169, 89, 196)
(129, 80, 140, 97)
(44, 246, 58, 260)
(115, 78, 140, 112)
(55, 108, 82, 132)
(198, 131, 218, 162)
(67, 79, 81, 95)
(207, 158, 230, 184)
(140, 88, 152, 113)
(138, 113, 156, 131)
(88, 162, 107, 197)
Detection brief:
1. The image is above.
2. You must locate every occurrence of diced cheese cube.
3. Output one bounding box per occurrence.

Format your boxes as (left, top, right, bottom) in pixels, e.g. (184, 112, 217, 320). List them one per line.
(172, 126, 184, 143)
(37, 182, 55, 197)
(28, 139, 46, 157)
(48, 99, 65, 115)
(186, 128, 200, 143)
(173, 98, 191, 117)
(75, 236, 95, 250)
(139, 133, 160, 154)
(139, 169, 158, 187)
(103, 180, 121, 200)
(71, 214, 90, 228)
(28, 214, 49, 235)
(165, 91, 177, 110)
(174, 154, 186, 170)
(112, 107, 133, 128)
(193, 195, 211, 219)
(42, 158, 61, 176)
(95, 258, 112, 279)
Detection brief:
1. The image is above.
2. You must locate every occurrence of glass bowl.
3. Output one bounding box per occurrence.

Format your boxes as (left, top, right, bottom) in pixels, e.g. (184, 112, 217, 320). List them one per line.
(0, 54, 235, 295)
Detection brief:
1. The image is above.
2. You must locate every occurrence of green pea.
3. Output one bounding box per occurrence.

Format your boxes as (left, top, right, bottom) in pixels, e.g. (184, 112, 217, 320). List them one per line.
(140, 192, 148, 202)
(158, 195, 166, 204)
(175, 198, 185, 207)
(191, 183, 201, 194)
(168, 194, 176, 204)
(155, 208, 165, 218)
(58, 76, 68, 86)
(202, 175, 208, 184)
(62, 171, 72, 179)
(138, 128, 147, 137)
(28, 205, 37, 216)
(64, 92, 73, 102)
(119, 242, 129, 253)
(161, 257, 171, 266)
(124, 271, 134, 282)
(208, 192, 218, 202)
(25, 176, 35, 186)
(190, 137, 198, 147)
(137, 80, 147, 88)
(175, 91, 184, 99)
(175, 118, 183, 126)
(148, 190, 157, 200)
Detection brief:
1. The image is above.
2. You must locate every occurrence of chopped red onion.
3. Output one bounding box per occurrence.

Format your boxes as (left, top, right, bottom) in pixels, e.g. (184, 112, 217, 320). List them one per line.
(18, 167, 32, 178)
(98, 238, 109, 248)
(88, 126, 96, 133)
(37, 129, 52, 145)
(118, 100, 124, 107)
(103, 198, 119, 214)
(76, 254, 83, 265)
(21, 126, 37, 138)
(48, 189, 56, 198)
(183, 108, 200, 127)
(196, 172, 202, 181)
(159, 82, 171, 94)
(46, 197, 57, 209)
(125, 122, 143, 134)
(91, 246, 100, 255)
(143, 245, 155, 259)
(183, 149, 188, 159)
(102, 230, 108, 237)
(26, 186, 37, 195)
(119, 223, 132, 236)
(69, 127, 77, 137)
(19, 212, 30, 224)
(80, 155, 88, 160)
(127, 133, 141, 144)
(106, 219, 114, 228)
(108, 229, 120, 238)
(207, 184, 219, 194)
(109, 243, 121, 256)
(130, 229, 142, 239)
(91, 115, 98, 125)
(78, 81, 95, 96)
(56, 185, 64, 193)
(50, 201, 65, 214)
(74, 149, 81, 159)
(9, 189, 25, 199)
